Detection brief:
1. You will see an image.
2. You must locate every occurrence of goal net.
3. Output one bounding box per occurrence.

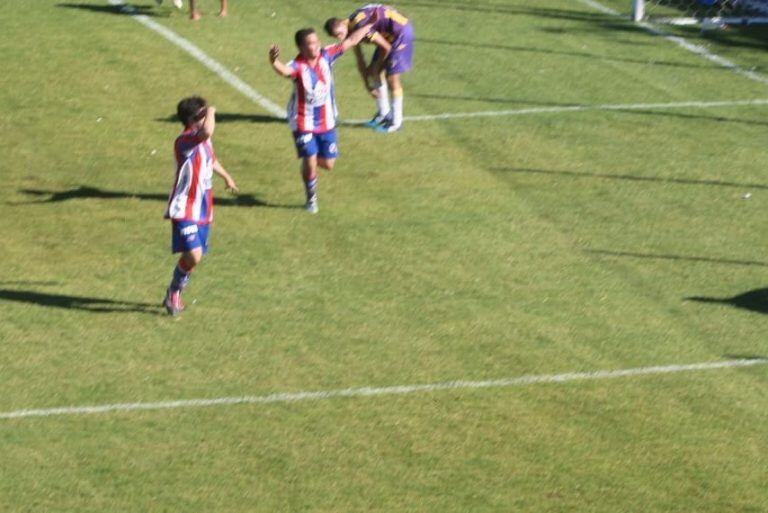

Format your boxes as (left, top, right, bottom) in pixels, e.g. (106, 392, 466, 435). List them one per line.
(631, 0, 768, 27)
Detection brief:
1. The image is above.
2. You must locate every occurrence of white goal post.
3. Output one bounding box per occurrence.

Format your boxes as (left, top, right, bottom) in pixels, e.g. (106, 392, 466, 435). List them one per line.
(631, 0, 768, 27)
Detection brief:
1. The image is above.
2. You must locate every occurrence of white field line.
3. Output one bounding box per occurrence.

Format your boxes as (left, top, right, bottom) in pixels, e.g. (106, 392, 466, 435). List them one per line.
(2, 359, 766, 420)
(344, 98, 768, 123)
(107, 0, 286, 118)
(575, 0, 768, 86)
(106, 1, 768, 123)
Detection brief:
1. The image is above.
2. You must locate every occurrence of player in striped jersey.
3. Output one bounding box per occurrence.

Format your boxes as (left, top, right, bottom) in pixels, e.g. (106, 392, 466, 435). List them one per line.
(163, 96, 238, 316)
(269, 24, 372, 213)
(325, 4, 414, 133)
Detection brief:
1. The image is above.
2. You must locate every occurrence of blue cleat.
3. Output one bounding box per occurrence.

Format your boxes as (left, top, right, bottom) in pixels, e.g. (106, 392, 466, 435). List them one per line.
(364, 112, 391, 129)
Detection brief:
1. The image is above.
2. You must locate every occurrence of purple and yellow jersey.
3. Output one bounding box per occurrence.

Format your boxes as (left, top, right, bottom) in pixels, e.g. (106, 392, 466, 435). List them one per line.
(349, 4, 410, 43)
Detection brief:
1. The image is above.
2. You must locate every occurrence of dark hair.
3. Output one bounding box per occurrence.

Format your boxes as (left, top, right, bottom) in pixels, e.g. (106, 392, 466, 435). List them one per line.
(323, 18, 343, 36)
(177, 96, 207, 126)
(294, 27, 316, 48)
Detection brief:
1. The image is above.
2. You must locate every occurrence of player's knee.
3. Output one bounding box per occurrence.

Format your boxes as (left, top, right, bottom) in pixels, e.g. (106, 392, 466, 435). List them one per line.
(320, 158, 335, 170)
(186, 250, 203, 267)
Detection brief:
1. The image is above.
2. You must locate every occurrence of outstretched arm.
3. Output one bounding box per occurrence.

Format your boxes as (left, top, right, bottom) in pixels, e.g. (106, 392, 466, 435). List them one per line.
(213, 160, 238, 193)
(268, 44, 294, 78)
(340, 22, 374, 52)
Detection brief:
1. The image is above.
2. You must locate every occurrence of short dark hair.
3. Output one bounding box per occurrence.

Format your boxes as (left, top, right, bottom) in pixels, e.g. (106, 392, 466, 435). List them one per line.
(294, 27, 316, 48)
(323, 18, 343, 36)
(177, 96, 207, 126)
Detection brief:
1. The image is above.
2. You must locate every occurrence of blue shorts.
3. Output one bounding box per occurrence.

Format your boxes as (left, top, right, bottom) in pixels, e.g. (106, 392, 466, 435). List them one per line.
(293, 129, 338, 159)
(171, 220, 209, 254)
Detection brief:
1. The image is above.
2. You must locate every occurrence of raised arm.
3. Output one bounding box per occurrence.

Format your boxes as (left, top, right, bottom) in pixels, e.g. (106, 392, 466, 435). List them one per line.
(197, 106, 216, 140)
(268, 44, 294, 78)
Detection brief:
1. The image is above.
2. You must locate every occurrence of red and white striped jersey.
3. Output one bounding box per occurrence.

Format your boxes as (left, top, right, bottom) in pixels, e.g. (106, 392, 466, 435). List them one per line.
(165, 128, 216, 224)
(286, 44, 345, 133)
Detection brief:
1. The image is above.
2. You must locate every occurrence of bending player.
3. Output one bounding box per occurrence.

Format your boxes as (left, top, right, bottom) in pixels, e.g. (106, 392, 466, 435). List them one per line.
(163, 96, 238, 316)
(268, 23, 372, 213)
(324, 4, 414, 133)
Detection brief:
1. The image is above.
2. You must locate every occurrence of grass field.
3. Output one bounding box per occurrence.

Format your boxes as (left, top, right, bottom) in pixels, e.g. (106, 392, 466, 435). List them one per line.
(2, 0, 768, 511)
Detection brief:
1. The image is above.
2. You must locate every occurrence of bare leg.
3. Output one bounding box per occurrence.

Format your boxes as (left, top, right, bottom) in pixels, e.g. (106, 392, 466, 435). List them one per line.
(189, 0, 201, 19)
(318, 157, 336, 171)
(218, 0, 228, 16)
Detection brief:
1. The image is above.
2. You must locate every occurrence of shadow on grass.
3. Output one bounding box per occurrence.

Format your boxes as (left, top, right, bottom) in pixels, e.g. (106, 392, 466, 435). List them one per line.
(156, 113, 286, 125)
(397, 0, 611, 21)
(723, 353, 768, 361)
(687, 288, 768, 315)
(615, 108, 768, 128)
(681, 19, 768, 54)
(16, 186, 300, 209)
(0, 289, 161, 315)
(0, 281, 60, 287)
(586, 249, 768, 268)
(418, 37, 712, 69)
(56, 2, 160, 17)
(491, 167, 768, 190)
(409, 92, 578, 106)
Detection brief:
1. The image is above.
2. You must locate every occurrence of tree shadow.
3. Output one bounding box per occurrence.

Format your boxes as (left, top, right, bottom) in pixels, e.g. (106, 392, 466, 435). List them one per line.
(56, 2, 160, 17)
(156, 113, 286, 125)
(0, 289, 161, 315)
(687, 288, 768, 315)
(398, 0, 612, 21)
(586, 249, 768, 268)
(417, 37, 712, 69)
(614, 108, 768, 128)
(0, 281, 60, 287)
(723, 353, 768, 361)
(409, 92, 578, 106)
(491, 167, 768, 190)
(16, 186, 300, 209)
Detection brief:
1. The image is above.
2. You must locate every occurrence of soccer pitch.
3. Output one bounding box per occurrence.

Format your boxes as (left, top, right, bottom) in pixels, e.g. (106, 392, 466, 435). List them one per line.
(2, 0, 768, 511)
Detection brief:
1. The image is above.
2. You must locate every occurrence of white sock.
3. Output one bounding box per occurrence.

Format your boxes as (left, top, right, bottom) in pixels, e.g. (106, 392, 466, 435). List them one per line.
(391, 89, 403, 127)
(376, 83, 390, 117)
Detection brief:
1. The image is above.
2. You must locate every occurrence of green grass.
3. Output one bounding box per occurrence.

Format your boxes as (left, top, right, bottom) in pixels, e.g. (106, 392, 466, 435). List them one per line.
(2, 0, 768, 511)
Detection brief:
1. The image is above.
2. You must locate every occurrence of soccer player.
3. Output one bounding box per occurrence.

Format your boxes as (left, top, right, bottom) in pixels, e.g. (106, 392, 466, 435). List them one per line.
(324, 4, 414, 133)
(163, 96, 238, 316)
(268, 24, 372, 213)
(189, 0, 228, 19)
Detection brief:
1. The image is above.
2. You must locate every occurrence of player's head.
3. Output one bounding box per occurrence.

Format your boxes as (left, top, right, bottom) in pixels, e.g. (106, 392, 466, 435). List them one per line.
(177, 96, 207, 127)
(323, 18, 347, 41)
(294, 28, 321, 59)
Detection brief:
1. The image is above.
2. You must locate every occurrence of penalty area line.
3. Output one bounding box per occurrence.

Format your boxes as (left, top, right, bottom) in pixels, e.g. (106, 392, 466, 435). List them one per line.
(343, 98, 768, 124)
(106, 2, 767, 125)
(106, 0, 286, 118)
(1, 358, 766, 421)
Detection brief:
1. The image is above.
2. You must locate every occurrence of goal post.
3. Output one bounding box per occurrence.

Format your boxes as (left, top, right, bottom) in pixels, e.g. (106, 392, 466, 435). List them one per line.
(631, 0, 768, 27)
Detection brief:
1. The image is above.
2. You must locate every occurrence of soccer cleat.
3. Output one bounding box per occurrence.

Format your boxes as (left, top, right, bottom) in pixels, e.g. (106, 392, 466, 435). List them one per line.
(304, 195, 319, 214)
(155, 0, 183, 7)
(163, 288, 185, 316)
(364, 111, 391, 129)
(374, 119, 402, 133)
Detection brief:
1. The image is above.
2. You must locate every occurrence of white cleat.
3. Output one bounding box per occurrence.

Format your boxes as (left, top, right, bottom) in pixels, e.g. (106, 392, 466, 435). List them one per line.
(157, 0, 184, 8)
(305, 196, 319, 214)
